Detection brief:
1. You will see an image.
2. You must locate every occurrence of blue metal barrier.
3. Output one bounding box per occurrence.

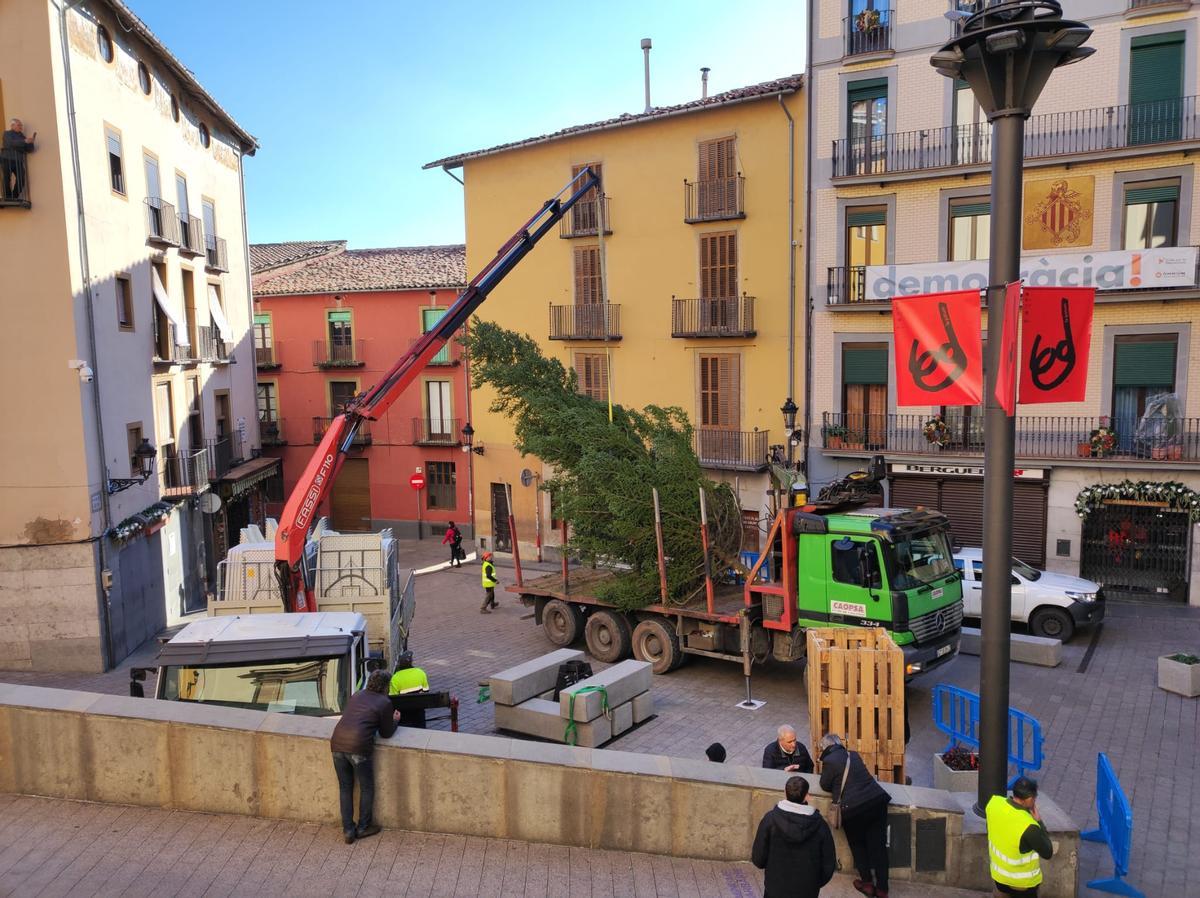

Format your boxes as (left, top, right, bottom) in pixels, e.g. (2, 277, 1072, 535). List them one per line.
(1081, 753, 1143, 898)
(738, 550, 772, 583)
(930, 684, 1043, 782)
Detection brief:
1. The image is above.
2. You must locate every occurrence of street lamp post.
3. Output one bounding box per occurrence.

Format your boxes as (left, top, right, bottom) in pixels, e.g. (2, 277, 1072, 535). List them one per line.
(780, 397, 799, 467)
(931, 0, 1092, 814)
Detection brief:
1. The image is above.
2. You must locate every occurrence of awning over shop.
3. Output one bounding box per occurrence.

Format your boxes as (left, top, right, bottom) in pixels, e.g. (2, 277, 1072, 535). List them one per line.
(216, 456, 281, 499)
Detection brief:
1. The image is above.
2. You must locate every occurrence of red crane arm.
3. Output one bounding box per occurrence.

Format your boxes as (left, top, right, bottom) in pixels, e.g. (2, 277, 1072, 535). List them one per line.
(274, 168, 601, 612)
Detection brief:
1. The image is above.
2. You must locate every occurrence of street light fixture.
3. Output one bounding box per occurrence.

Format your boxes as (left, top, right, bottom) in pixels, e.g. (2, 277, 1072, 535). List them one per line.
(931, 0, 1092, 815)
(460, 421, 484, 456)
(107, 438, 157, 494)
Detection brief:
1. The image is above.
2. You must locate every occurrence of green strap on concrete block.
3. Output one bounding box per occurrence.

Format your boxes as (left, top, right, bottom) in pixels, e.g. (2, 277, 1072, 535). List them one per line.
(564, 685, 609, 746)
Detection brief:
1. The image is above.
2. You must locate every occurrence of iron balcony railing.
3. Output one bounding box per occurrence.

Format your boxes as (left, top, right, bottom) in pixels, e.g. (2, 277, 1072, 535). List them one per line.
(1129, 0, 1181, 7)
(145, 197, 180, 245)
(196, 325, 231, 361)
(152, 321, 198, 364)
(833, 96, 1200, 179)
(684, 175, 745, 223)
(255, 340, 281, 368)
(205, 234, 229, 272)
(413, 416, 461, 446)
(314, 338, 365, 367)
(820, 412, 1200, 461)
(0, 152, 31, 208)
(671, 296, 756, 338)
(160, 447, 210, 497)
(560, 196, 612, 238)
(205, 434, 245, 480)
(844, 6, 893, 57)
(548, 303, 621, 340)
(179, 215, 204, 255)
(313, 417, 372, 447)
(694, 428, 769, 472)
(259, 416, 286, 446)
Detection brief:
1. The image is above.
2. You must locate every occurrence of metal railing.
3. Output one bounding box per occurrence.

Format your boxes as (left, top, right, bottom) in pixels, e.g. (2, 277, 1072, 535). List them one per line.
(694, 428, 769, 472)
(255, 340, 281, 368)
(196, 325, 231, 361)
(205, 434, 244, 479)
(0, 152, 31, 208)
(844, 6, 893, 57)
(1130, 0, 1180, 7)
(413, 416, 461, 446)
(160, 447, 210, 497)
(548, 303, 621, 340)
(205, 234, 229, 272)
(152, 321, 198, 364)
(313, 417, 372, 446)
(833, 96, 1200, 178)
(820, 411, 1200, 461)
(145, 197, 180, 245)
(260, 417, 286, 446)
(179, 215, 204, 255)
(560, 196, 611, 238)
(671, 296, 756, 338)
(684, 175, 745, 223)
(314, 338, 365, 367)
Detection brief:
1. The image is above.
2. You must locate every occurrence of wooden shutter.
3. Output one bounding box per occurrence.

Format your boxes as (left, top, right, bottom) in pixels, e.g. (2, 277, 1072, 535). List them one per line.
(698, 138, 735, 181)
(700, 232, 737, 299)
(574, 245, 601, 305)
(1113, 337, 1177, 387)
(842, 345, 887, 384)
(571, 163, 602, 232)
(699, 353, 740, 428)
(575, 352, 608, 401)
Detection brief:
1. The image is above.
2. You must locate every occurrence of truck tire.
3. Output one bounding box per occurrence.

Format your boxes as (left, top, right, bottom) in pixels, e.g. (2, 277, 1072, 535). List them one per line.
(632, 618, 682, 674)
(584, 610, 632, 663)
(1030, 607, 1074, 642)
(543, 599, 583, 646)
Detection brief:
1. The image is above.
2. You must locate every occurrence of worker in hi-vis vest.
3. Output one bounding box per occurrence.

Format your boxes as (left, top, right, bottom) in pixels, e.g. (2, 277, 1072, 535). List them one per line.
(480, 551, 499, 613)
(985, 777, 1054, 897)
(388, 651, 429, 696)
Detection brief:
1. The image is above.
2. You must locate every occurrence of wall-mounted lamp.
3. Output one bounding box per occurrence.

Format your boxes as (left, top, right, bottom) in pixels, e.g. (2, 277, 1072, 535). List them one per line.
(107, 438, 156, 494)
(461, 421, 485, 456)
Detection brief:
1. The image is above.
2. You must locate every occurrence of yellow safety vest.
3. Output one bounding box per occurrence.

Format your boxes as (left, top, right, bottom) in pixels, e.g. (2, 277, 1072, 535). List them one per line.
(389, 667, 429, 695)
(985, 795, 1043, 889)
(482, 561, 498, 588)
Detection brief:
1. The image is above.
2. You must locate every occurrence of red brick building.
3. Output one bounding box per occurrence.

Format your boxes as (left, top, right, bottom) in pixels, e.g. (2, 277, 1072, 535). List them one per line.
(250, 242, 471, 537)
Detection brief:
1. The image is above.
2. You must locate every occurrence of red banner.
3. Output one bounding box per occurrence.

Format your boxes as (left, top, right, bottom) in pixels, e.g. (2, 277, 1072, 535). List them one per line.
(1019, 286, 1094, 404)
(893, 290, 983, 407)
(994, 282, 1021, 417)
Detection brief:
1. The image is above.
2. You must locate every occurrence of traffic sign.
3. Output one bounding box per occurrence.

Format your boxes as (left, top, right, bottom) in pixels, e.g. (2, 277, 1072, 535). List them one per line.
(520, 468, 534, 487)
(409, 473, 426, 490)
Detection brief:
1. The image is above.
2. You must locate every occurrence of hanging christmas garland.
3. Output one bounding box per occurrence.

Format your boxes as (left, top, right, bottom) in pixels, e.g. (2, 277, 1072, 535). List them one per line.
(105, 501, 175, 545)
(1074, 480, 1200, 523)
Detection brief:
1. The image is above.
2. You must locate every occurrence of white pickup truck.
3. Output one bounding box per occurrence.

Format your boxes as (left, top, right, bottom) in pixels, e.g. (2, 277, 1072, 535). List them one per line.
(953, 547, 1104, 642)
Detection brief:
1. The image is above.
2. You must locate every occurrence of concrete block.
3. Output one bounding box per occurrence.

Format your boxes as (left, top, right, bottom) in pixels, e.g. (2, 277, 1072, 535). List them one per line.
(494, 698, 612, 747)
(167, 723, 259, 815)
(488, 648, 584, 706)
(959, 626, 1061, 667)
(591, 769, 674, 855)
(506, 756, 594, 846)
(5, 707, 88, 799)
(418, 750, 507, 839)
(424, 728, 513, 760)
(0, 682, 104, 713)
(590, 749, 672, 778)
(631, 690, 654, 723)
(253, 729, 339, 825)
(559, 659, 652, 722)
(84, 715, 169, 807)
(610, 701, 633, 738)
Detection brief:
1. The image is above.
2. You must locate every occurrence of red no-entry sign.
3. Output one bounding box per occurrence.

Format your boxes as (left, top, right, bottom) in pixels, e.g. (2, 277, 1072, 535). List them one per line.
(409, 473, 425, 490)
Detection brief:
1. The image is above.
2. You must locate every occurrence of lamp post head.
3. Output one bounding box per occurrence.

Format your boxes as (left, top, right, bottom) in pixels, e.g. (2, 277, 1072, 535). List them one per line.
(133, 438, 156, 477)
(780, 397, 798, 432)
(930, 0, 1093, 119)
(461, 421, 474, 445)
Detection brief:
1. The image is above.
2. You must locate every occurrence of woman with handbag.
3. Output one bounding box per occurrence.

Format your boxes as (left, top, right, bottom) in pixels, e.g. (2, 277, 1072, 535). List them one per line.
(818, 733, 892, 898)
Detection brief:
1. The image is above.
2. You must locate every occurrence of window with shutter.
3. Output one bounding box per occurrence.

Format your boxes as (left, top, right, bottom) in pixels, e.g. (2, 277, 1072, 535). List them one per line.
(949, 199, 991, 261)
(841, 344, 888, 449)
(574, 352, 609, 402)
(697, 137, 737, 217)
(256, 382, 278, 422)
(571, 163, 603, 233)
(845, 207, 887, 301)
(1122, 179, 1179, 250)
(698, 354, 740, 428)
(1112, 334, 1178, 452)
(573, 245, 601, 305)
(329, 381, 357, 414)
(422, 307, 451, 364)
(1129, 32, 1185, 145)
(847, 78, 887, 174)
(700, 232, 738, 299)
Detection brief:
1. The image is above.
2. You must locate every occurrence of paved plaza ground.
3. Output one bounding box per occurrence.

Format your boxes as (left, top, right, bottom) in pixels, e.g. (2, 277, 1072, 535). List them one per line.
(2, 538, 1197, 896)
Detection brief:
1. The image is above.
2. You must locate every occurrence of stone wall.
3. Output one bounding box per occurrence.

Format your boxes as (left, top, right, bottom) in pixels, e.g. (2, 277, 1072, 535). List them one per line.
(0, 684, 1079, 896)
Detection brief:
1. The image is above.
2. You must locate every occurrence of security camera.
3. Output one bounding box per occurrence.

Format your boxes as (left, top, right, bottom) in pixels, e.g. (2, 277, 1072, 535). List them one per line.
(80, 365, 94, 383)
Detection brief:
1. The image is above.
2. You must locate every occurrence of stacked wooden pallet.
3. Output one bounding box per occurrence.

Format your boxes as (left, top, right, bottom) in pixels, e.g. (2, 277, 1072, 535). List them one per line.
(806, 627, 906, 783)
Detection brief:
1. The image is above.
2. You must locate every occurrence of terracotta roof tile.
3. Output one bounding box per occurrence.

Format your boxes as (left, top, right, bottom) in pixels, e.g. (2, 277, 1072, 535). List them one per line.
(249, 240, 346, 274)
(253, 245, 467, 296)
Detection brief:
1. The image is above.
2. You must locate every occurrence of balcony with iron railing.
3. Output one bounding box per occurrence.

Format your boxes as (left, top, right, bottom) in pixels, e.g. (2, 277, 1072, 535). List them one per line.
(548, 303, 621, 340)
(1, 152, 31, 208)
(179, 215, 205, 255)
(559, 196, 612, 238)
(313, 416, 372, 447)
(196, 325, 231, 362)
(255, 340, 282, 369)
(1127, 0, 1193, 15)
(844, 6, 892, 58)
(671, 296, 756, 338)
(694, 428, 769, 472)
(160, 447, 210, 497)
(259, 416, 286, 446)
(832, 96, 1200, 180)
(684, 176, 745, 223)
(413, 416, 461, 446)
(314, 338, 365, 367)
(205, 234, 229, 272)
(152, 320, 199, 365)
(820, 412, 1200, 462)
(145, 197, 180, 245)
(205, 433, 245, 480)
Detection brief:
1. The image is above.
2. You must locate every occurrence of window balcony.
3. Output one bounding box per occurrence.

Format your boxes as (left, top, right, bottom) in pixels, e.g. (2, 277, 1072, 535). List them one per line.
(160, 447, 210, 497)
(671, 296, 756, 338)
(152, 322, 199, 365)
(260, 416, 287, 446)
(0, 153, 31, 208)
(559, 196, 612, 238)
(844, 6, 893, 58)
(820, 412, 1200, 461)
(313, 416, 372, 447)
(694, 428, 769, 472)
(205, 434, 245, 480)
(684, 176, 745, 223)
(145, 197, 180, 246)
(314, 339, 365, 368)
(1127, 0, 1194, 17)
(205, 234, 229, 272)
(196, 325, 231, 362)
(548, 303, 621, 341)
(255, 342, 281, 369)
(413, 416, 462, 446)
(832, 96, 1200, 180)
(179, 215, 205, 256)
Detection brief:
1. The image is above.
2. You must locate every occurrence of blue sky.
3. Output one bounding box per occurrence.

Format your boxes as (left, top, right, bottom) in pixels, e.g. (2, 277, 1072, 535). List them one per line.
(132, 1, 806, 249)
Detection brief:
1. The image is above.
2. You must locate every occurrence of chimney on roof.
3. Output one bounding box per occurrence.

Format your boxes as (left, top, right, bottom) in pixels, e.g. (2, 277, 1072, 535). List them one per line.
(641, 38, 653, 113)
(701, 67, 711, 100)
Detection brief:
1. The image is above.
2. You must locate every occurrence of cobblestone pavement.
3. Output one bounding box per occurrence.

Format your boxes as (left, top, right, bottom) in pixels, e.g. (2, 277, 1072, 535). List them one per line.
(2, 542, 1196, 896)
(0, 795, 991, 898)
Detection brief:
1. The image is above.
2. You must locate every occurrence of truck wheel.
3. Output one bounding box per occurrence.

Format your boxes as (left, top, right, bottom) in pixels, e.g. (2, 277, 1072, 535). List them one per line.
(584, 610, 632, 663)
(1030, 607, 1074, 642)
(632, 618, 682, 674)
(542, 599, 583, 646)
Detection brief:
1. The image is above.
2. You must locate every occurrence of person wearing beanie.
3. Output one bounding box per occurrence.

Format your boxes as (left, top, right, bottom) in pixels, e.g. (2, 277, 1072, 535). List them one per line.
(986, 776, 1053, 896)
(480, 551, 499, 612)
(706, 742, 727, 763)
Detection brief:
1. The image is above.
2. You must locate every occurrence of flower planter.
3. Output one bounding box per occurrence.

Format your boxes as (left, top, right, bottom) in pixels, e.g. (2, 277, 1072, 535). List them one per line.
(826, 436, 844, 450)
(933, 751, 979, 793)
(1077, 442, 1093, 458)
(1168, 445, 1184, 461)
(1158, 654, 1200, 697)
(1151, 447, 1168, 461)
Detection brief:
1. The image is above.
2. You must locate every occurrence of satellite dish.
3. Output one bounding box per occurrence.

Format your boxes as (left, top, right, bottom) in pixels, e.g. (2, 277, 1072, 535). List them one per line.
(520, 469, 534, 487)
(198, 492, 222, 514)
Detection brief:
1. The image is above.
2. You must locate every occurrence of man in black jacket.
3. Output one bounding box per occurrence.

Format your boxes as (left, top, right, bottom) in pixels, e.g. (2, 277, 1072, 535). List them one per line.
(330, 670, 400, 844)
(819, 734, 892, 898)
(762, 724, 815, 773)
(752, 776, 837, 898)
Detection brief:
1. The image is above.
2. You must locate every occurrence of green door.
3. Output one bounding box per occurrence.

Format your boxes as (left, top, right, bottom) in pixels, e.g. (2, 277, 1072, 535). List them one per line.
(423, 308, 450, 364)
(825, 536, 891, 627)
(1128, 32, 1184, 146)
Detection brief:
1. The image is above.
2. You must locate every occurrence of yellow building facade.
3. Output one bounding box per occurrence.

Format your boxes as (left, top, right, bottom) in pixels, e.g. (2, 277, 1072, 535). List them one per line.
(426, 76, 805, 559)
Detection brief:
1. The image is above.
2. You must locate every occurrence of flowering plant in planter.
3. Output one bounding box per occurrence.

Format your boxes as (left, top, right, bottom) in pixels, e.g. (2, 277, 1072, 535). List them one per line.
(923, 415, 951, 447)
(1089, 424, 1116, 457)
(855, 8, 881, 31)
(103, 501, 174, 546)
(940, 746, 980, 771)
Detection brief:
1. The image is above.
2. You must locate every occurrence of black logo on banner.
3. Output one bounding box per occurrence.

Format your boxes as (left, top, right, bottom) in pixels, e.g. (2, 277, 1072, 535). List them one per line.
(1028, 297, 1076, 391)
(908, 302, 967, 392)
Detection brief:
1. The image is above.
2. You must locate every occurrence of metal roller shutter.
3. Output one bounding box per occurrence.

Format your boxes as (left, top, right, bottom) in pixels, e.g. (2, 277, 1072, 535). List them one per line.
(1012, 482, 1048, 568)
(941, 479, 984, 552)
(889, 477, 941, 512)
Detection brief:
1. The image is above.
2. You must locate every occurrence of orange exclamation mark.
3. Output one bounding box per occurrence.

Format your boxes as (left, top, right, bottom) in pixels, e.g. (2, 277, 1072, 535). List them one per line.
(1130, 253, 1142, 287)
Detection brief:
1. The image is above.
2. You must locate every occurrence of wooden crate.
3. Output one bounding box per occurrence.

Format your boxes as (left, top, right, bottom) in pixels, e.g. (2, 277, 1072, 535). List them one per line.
(806, 627, 906, 784)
